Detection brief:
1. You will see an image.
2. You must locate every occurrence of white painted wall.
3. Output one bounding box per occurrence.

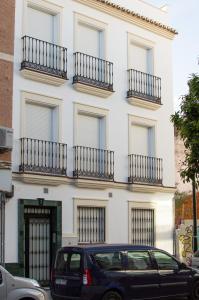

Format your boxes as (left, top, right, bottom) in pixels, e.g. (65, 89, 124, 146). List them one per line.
(8, 0, 176, 264)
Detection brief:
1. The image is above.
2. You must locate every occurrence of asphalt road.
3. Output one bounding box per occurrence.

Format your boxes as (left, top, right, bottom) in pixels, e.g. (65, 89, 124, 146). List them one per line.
(45, 289, 187, 300)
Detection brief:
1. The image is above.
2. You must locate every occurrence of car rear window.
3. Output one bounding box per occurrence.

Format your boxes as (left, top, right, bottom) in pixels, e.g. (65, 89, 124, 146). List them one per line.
(91, 251, 124, 271)
(55, 252, 82, 275)
(127, 251, 152, 270)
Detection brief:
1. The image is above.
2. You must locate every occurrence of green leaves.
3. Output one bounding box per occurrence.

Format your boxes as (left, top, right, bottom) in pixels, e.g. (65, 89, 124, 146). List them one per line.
(171, 74, 199, 187)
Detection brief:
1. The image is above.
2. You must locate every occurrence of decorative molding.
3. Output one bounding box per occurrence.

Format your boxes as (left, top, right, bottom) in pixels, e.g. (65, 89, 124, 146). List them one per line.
(73, 82, 114, 98)
(127, 97, 161, 110)
(13, 172, 175, 192)
(128, 183, 176, 193)
(74, 178, 115, 189)
(73, 0, 177, 39)
(21, 69, 66, 86)
(12, 173, 71, 186)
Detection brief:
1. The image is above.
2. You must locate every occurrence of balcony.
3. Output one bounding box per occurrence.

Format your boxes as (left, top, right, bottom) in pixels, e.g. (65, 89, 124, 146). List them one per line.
(73, 52, 114, 98)
(128, 154, 163, 185)
(73, 146, 114, 181)
(19, 138, 67, 176)
(127, 69, 161, 110)
(21, 36, 67, 85)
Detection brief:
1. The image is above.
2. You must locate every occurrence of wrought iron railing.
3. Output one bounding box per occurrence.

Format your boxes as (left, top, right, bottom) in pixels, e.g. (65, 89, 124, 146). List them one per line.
(73, 146, 114, 180)
(73, 52, 114, 91)
(127, 69, 161, 104)
(19, 138, 67, 175)
(21, 36, 67, 79)
(128, 154, 163, 185)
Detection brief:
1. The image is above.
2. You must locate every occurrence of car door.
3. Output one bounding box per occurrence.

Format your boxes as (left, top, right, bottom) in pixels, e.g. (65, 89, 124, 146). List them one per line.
(0, 267, 6, 300)
(53, 250, 83, 298)
(152, 250, 191, 298)
(123, 250, 160, 299)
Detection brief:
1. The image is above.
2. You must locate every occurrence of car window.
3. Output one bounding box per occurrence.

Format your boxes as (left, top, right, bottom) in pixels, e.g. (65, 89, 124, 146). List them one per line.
(92, 252, 123, 271)
(153, 251, 179, 270)
(55, 252, 82, 275)
(69, 253, 81, 274)
(55, 252, 69, 275)
(127, 251, 152, 270)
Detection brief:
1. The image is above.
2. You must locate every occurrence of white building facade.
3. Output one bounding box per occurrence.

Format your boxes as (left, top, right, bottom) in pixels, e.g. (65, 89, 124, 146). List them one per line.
(7, 0, 176, 284)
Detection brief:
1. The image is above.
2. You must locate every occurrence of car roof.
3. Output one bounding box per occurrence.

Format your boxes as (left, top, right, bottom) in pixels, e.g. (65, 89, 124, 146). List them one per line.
(59, 244, 158, 252)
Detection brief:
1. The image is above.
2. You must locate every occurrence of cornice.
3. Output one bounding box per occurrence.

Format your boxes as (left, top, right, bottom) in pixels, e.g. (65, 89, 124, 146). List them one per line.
(13, 172, 176, 193)
(74, 0, 177, 39)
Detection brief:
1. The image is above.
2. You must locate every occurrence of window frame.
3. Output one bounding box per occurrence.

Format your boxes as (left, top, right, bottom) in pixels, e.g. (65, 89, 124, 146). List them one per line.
(23, 0, 63, 45)
(74, 13, 108, 59)
(73, 198, 108, 244)
(128, 201, 156, 246)
(21, 91, 62, 141)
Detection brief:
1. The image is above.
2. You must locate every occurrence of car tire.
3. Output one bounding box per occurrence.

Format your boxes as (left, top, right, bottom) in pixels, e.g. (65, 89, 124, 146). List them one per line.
(189, 281, 199, 300)
(102, 291, 122, 300)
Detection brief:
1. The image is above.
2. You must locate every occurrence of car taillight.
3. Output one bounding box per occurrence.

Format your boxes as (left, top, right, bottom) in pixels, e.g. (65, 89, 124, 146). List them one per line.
(83, 269, 92, 286)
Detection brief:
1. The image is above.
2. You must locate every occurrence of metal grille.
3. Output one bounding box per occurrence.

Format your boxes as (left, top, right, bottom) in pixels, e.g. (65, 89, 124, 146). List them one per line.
(128, 154, 163, 185)
(21, 36, 67, 79)
(0, 193, 5, 265)
(73, 146, 114, 180)
(77, 207, 105, 244)
(73, 52, 114, 91)
(20, 138, 67, 176)
(131, 208, 155, 246)
(25, 207, 51, 286)
(127, 69, 161, 103)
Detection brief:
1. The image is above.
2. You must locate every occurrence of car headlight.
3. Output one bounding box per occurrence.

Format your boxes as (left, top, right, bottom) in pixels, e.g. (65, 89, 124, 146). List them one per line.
(30, 279, 41, 288)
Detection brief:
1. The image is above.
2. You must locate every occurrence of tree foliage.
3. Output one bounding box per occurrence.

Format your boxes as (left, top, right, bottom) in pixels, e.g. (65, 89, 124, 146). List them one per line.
(171, 74, 199, 187)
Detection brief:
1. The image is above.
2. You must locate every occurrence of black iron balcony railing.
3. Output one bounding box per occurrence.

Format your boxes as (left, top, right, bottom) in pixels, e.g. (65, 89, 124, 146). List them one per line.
(127, 69, 161, 104)
(21, 36, 67, 79)
(128, 154, 163, 185)
(19, 138, 67, 176)
(73, 146, 114, 180)
(73, 52, 114, 91)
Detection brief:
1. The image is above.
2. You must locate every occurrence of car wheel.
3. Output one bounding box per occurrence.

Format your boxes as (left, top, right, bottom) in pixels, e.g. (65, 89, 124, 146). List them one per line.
(102, 291, 122, 300)
(190, 281, 199, 300)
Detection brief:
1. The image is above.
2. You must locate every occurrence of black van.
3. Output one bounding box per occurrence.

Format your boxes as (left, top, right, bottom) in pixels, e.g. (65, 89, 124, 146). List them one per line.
(50, 244, 199, 300)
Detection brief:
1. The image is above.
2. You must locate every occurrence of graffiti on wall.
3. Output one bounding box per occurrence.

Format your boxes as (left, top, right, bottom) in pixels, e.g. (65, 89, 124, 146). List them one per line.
(178, 225, 193, 264)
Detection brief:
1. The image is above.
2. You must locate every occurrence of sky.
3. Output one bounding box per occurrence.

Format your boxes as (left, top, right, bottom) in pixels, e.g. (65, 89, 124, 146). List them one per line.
(146, 0, 199, 110)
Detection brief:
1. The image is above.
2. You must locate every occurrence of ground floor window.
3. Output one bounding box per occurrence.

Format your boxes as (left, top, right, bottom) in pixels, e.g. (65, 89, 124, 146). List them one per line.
(77, 206, 105, 243)
(131, 208, 155, 246)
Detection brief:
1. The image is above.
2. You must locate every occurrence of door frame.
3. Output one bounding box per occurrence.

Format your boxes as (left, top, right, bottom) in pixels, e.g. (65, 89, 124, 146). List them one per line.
(18, 199, 62, 277)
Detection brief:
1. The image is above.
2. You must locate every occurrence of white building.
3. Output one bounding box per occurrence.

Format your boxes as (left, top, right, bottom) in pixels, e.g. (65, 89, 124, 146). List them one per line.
(7, 0, 177, 284)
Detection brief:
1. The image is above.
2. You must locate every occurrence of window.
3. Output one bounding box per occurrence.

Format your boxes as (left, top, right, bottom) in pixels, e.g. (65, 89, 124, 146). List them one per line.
(77, 206, 105, 243)
(153, 251, 179, 270)
(55, 252, 82, 275)
(91, 252, 124, 271)
(74, 14, 106, 59)
(127, 251, 152, 270)
(131, 208, 155, 246)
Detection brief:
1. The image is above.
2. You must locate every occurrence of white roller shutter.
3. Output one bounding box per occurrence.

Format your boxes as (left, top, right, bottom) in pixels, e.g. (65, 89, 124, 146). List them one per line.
(25, 103, 52, 141)
(77, 114, 101, 148)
